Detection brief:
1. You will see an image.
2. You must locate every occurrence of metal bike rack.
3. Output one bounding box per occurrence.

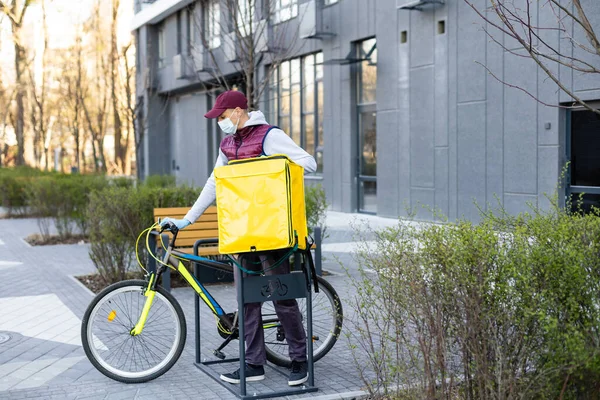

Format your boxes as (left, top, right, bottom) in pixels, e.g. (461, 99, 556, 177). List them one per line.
(193, 251, 318, 400)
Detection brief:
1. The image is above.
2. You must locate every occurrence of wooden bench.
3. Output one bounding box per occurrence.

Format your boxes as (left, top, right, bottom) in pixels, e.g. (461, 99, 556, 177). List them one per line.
(153, 206, 221, 257)
(149, 206, 322, 291)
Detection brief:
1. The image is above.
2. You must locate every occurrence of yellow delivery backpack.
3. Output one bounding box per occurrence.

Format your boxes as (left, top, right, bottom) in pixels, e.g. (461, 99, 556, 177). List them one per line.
(214, 154, 308, 254)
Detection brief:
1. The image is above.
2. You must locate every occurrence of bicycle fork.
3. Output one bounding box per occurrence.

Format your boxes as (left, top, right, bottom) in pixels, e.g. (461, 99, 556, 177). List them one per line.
(131, 237, 174, 336)
(130, 273, 158, 336)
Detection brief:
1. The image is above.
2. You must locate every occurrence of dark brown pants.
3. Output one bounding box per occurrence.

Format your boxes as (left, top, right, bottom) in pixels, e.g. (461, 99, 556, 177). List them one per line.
(235, 250, 307, 365)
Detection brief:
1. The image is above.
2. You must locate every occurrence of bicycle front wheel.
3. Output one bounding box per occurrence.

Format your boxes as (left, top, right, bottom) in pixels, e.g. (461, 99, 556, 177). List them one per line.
(81, 279, 186, 383)
(263, 276, 343, 367)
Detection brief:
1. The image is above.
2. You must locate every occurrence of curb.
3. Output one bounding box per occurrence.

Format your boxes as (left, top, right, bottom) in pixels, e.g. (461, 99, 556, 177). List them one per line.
(295, 390, 368, 400)
(19, 237, 33, 248)
(67, 274, 96, 297)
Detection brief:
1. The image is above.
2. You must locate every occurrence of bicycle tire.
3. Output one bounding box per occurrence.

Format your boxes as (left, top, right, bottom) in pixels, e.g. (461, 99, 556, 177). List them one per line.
(81, 279, 186, 383)
(263, 276, 343, 368)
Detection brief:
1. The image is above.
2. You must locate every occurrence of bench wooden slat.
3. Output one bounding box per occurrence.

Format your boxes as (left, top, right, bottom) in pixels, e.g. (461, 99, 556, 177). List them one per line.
(153, 213, 218, 220)
(173, 246, 221, 256)
(154, 206, 217, 217)
(153, 205, 221, 255)
(159, 231, 220, 241)
(153, 221, 219, 231)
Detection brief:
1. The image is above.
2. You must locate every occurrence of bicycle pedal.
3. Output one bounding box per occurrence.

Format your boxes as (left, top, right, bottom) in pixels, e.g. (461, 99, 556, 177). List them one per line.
(213, 350, 226, 360)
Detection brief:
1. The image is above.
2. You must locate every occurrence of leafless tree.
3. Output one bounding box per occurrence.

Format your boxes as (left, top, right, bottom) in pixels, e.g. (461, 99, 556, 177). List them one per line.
(27, 0, 52, 169)
(189, 0, 307, 108)
(79, 1, 113, 173)
(120, 42, 137, 176)
(62, 35, 84, 172)
(465, 0, 600, 114)
(0, 0, 137, 173)
(0, 0, 34, 165)
(110, 0, 124, 174)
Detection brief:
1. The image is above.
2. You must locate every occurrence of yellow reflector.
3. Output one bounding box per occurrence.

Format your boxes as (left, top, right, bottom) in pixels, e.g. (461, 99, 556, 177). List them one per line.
(107, 310, 117, 322)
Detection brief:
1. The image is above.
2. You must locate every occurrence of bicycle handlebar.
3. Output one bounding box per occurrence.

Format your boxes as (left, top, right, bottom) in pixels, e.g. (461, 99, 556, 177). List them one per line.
(159, 222, 179, 246)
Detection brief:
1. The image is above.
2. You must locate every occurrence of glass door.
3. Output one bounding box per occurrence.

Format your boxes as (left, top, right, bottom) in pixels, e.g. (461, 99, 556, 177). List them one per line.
(567, 104, 600, 213)
(356, 38, 377, 213)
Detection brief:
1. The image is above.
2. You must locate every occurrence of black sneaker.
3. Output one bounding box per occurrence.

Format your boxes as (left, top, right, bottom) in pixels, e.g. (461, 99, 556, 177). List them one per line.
(220, 364, 265, 384)
(288, 360, 308, 386)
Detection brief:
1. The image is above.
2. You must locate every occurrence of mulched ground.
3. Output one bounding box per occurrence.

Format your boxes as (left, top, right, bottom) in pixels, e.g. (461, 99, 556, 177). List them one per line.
(76, 272, 145, 294)
(0, 213, 37, 219)
(24, 233, 88, 246)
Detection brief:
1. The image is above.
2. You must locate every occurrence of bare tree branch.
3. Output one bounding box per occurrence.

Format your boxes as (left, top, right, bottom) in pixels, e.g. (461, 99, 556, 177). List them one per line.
(572, 0, 600, 56)
(0, 1, 20, 25)
(466, 0, 600, 115)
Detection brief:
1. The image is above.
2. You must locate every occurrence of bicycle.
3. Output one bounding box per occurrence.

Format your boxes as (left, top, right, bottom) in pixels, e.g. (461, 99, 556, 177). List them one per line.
(81, 223, 343, 383)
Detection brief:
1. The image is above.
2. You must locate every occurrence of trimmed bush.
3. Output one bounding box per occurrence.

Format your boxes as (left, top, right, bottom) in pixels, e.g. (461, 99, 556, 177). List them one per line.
(109, 176, 136, 189)
(27, 174, 108, 238)
(0, 167, 51, 216)
(348, 201, 600, 399)
(87, 185, 201, 284)
(143, 174, 176, 188)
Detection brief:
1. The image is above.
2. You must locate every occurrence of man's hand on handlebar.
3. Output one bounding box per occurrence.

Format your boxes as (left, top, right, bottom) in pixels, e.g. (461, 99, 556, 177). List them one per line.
(159, 217, 191, 232)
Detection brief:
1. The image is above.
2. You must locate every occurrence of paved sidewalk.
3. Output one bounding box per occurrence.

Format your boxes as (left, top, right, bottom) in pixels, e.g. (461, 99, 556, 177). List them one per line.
(0, 211, 398, 400)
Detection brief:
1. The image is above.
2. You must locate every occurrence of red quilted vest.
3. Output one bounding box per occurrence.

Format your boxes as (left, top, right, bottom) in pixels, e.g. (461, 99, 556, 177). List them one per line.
(220, 124, 277, 160)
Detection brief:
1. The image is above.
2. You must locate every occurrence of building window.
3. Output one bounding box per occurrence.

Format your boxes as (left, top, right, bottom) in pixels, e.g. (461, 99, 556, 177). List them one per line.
(135, 31, 141, 69)
(324, 0, 339, 5)
(158, 25, 166, 68)
(358, 39, 377, 104)
(176, 11, 182, 54)
(186, 6, 195, 54)
(270, 0, 298, 24)
(568, 104, 600, 214)
(205, 0, 221, 49)
(236, 0, 254, 37)
(356, 38, 377, 213)
(269, 52, 324, 173)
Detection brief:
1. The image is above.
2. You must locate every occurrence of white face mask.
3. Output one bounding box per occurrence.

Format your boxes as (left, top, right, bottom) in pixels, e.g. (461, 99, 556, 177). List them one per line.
(218, 111, 240, 134)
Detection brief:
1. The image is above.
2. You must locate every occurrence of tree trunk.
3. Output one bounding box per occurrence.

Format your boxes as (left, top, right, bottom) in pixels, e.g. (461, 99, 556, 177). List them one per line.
(98, 136, 106, 172)
(74, 124, 80, 171)
(6, 0, 31, 166)
(90, 135, 99, 172)
(44, 146, 49, 171)
(111, 0, 123, 173)
(122, 43, 135, 176)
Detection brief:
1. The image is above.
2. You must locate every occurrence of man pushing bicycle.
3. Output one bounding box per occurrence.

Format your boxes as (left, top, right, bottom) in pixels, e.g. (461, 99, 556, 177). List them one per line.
(160, 90, 316, 386)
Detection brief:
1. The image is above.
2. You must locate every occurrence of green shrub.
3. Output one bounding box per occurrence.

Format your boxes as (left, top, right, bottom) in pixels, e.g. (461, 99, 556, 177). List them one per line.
(348, 201, 600, 399)
(305, 184, 328, 238)
(87, 185, 201, 284)
(27, 174, 108, 238)
(109, 176, 136, 188)
(0, 167, 52, 216)
(143, 174, 176, 188)
(0, 175, 29, 216)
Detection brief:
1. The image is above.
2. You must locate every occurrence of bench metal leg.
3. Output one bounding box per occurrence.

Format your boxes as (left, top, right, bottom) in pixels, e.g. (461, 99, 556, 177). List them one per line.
(314, 226, 322, 276)
(159, 233, 171, 292)
(194, 263, 201, 364)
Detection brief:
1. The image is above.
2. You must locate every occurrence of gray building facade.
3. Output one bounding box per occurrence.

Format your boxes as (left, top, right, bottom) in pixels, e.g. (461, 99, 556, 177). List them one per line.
(133, 0, 600, 222)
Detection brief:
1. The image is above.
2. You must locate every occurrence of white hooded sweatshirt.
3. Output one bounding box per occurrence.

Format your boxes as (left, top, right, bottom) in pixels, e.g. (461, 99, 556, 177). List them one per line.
(183, 110, 317, 224)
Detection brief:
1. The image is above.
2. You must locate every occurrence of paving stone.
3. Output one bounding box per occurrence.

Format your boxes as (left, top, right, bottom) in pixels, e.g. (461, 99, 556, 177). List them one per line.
(0, 213, 390, 400)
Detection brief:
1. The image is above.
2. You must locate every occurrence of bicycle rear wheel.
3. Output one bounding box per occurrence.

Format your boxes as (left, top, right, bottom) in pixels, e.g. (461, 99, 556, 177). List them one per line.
(263, 276, 343, 367)
(81, 279, 186, 383)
